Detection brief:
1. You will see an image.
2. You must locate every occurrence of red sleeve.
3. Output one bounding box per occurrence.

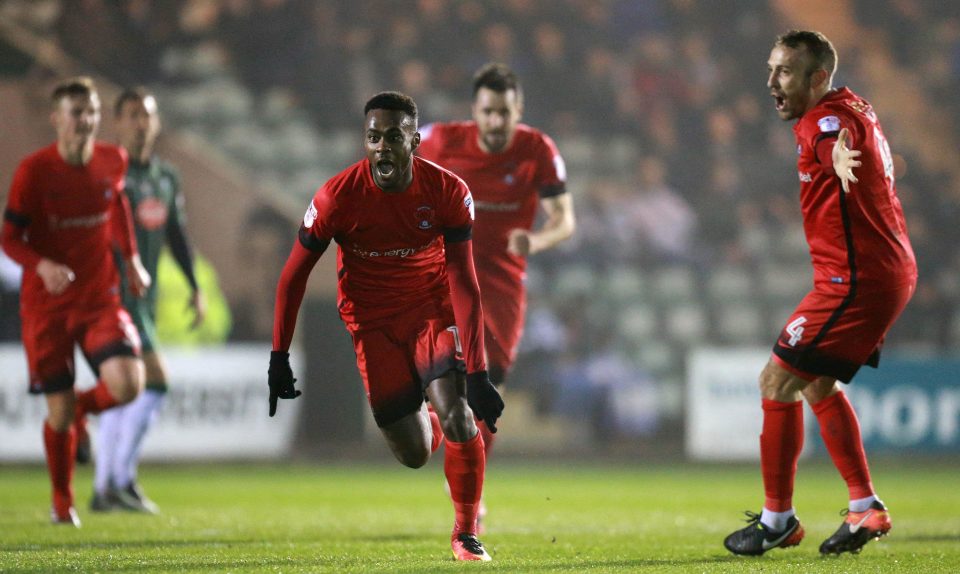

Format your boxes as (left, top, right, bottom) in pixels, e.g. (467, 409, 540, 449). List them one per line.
(1, 160, 43, 269)
(535, 132, 567, 198)
(811, 111, 858, 178)
(814, 131, 840, 177)
(444, 238, 486, 374)
(272, 239, 326, 352)
(112, 184, 138, 258)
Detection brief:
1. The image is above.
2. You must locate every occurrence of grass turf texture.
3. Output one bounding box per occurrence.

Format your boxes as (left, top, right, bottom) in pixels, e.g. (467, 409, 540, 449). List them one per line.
(1, 460, 958, 573)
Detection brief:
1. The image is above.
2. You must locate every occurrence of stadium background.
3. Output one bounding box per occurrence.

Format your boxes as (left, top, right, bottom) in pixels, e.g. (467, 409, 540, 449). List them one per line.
(0, 0, 959, 463)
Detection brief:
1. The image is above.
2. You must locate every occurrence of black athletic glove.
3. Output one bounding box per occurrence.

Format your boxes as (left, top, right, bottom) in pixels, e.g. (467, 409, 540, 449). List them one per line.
(268, 351, 301, 417)
(466, 370, 504, 433)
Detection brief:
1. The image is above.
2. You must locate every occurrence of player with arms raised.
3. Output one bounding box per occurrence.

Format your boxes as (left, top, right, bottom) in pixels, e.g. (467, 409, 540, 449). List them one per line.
(417, 64, 575, 526)
(1, 77, 150, 526)
(268, 91, 503, 561)
(724, 31, 916, 556)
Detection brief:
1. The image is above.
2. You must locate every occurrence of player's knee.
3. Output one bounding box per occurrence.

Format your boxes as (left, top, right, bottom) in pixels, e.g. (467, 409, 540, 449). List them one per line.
(802, 377, 839, 405)
(45, 411, 74, 432)
(441, 401, 477, 443)
(107, 369, 145, 404)
(394, 446, 430, 469)
(758, 362, 804, 401)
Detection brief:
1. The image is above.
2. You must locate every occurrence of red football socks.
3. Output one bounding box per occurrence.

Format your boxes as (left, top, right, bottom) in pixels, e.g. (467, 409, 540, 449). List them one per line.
(429, 409, 444, 453)
(761, 399, 804, 512)
(43, 422, 76, 515)
(812, 391, 874, 500)
(75, 380, 119, 416)
(444, 432, 485, 535)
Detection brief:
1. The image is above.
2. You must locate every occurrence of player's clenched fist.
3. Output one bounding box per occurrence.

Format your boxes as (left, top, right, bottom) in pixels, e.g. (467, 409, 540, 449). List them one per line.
(268, 351, 301, 417)
(466, 371, 504, 432)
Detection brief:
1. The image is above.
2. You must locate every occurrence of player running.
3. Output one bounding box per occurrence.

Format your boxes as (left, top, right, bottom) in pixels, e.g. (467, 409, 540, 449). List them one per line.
(1, 77, 150, 527)
(723, 30, 916, 557)
(90, 88, 205, 514)
(417, 63, 575, 528)
(268, 91, 504, 561)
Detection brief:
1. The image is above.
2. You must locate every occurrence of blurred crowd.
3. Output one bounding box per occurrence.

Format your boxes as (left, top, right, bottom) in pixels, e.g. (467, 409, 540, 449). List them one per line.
(3, 0, 960, 434)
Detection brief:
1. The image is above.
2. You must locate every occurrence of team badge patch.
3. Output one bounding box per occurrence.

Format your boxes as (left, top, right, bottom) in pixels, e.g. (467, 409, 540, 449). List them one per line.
(136, 197, 169, 231)
(817, 115, 840, 133)
(303, 201, 318, 228)
(464, 194, 475, 221)
(416, 205, 435, 229)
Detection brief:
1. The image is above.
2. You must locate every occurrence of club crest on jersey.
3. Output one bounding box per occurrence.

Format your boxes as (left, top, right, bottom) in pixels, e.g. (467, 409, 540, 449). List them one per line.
(303, 201, 318, 228)
(416, 205, 435, 229)
(136, 197, 169, 231)
(465, 194, 475, 221)
(504, 174, 515, 185)
(817, 115, 840, 133)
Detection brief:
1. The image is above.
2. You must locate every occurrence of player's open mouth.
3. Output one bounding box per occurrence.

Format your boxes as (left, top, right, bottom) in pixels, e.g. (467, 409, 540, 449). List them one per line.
(376, 160, 396, 178)
(773, 94, 786, 111)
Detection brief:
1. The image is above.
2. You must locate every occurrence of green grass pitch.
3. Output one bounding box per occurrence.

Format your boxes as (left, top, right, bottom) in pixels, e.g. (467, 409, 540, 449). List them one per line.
(1, 459, 958, 573)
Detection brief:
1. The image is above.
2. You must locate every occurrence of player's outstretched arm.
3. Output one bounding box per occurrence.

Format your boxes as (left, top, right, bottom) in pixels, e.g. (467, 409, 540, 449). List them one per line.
(832, 127, 862, 194)
(268, 238, 326, 417)
(444, 236, 504, 431)
(507, 193, 576, 256)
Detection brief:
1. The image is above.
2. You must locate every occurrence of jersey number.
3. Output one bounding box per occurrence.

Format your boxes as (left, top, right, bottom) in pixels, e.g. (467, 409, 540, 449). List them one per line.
(446, 326, 462, 353)
(786, 316, 807, 347)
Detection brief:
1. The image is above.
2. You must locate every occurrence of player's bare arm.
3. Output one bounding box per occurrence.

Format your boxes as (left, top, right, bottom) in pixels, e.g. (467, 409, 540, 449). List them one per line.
(36, 258, 76, 295)
(832, 127, 862, 193)
(507, 193, 576, 256)
(189, 288, 207, 329)
(126, 253, 151, 297)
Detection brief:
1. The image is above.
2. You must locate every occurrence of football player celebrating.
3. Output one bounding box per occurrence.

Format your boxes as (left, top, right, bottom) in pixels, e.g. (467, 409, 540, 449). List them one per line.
(724, 30, 916, 557)
(268, 91, 503, 561)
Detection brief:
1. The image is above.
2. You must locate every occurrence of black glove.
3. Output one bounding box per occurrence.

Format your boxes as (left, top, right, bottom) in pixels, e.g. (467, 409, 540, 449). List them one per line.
(466, 370, 504, 433)
(268, 351, 301, 417)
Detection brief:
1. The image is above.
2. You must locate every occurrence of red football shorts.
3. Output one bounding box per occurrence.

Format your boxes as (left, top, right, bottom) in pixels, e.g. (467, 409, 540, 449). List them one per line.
(772, 281, 914, 383)
(346, 300, 462, 428)
(479, 279, 526, 382)
(22, 302, 141, 394)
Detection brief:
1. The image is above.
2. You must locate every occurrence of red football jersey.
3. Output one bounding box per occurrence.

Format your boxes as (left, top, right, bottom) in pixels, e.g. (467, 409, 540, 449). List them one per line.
(417, 122, 566, 285)
(300, 156, 475, 325)
(794, 88, 916, 291)
(2, 142, 134, 311)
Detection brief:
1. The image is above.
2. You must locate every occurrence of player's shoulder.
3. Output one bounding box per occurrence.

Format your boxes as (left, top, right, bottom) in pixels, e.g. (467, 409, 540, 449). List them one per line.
(311, 158, 367, 202)
(415, 155, 468, 190)
(800, 88, 871, 135)
(514, 123, 561, 154)
(94, 141, 126, 161)
(421, 121, 475, 147)
(18, 143, 59, 170)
